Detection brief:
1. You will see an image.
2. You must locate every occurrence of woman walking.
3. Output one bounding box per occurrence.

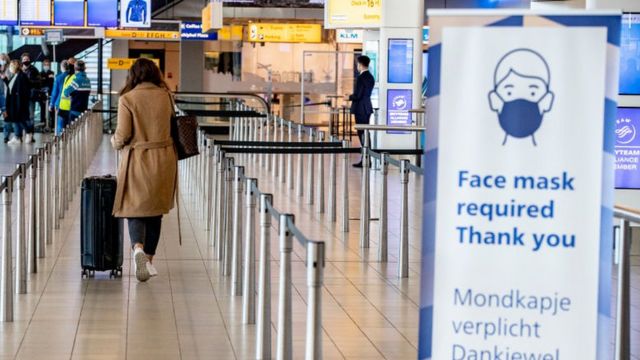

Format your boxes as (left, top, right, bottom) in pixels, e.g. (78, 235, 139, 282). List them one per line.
(111, 58, 178, 282)
(2, 60, 30, 144)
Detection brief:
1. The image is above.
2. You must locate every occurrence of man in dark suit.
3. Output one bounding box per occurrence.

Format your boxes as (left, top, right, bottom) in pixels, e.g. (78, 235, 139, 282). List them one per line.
(349, 55, 375, 168)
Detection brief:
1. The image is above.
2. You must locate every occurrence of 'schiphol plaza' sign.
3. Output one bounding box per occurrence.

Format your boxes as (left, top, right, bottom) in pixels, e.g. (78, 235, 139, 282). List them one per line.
(419, 10, 621, 360)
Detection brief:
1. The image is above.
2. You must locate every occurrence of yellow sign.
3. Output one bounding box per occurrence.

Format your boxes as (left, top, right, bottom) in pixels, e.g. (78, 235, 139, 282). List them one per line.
(202, 4, 211, 34)
(218, 25, 243, 41)
(246, 23, 322, 43)
(19, 27, 46, 37)
(107, 58, 160, 70)
(325, 0, 381, 29)
(105, 29, 180, 41)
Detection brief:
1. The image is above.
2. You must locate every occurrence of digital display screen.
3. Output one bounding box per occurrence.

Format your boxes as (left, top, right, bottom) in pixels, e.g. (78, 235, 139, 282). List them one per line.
(87, 0, 118, 27)
(54, 0, 84, 26)
(620, 14, 640, 95)
(422, 51, 429, 97)
(19, 0, 51, 26)
(120, 0, 151, 28)
(0, 0, 18, 25)
(615, 107, 640, 189)
(388, 39, 414, 84)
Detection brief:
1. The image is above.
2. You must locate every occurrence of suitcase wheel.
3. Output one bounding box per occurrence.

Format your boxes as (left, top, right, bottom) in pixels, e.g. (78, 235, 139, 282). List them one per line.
(82, 269, 95, 278)
(109, 268, 123, 279)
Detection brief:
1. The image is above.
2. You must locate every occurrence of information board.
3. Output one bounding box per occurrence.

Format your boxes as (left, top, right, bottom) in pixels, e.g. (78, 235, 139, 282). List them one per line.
(54, 0, 85, 27)
(247, 23, 322, 43)
(388, 38, 414, 84)
(120, 0, 150, 28)
(181, 22, 218, 41)
(0, 0, 18, 25)
(20, 0, 51, 26)
(620, 13, 640, 95)
(87, 0, 118, 27)
(325, 0, 381, 29)
(615, 107, 640, 189)
(420, 11, 620, 360)
(386, 89, 412, 132)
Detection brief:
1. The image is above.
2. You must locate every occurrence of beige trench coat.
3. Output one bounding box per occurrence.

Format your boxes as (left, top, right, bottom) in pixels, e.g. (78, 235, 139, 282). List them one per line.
(111, 82, 178, 218)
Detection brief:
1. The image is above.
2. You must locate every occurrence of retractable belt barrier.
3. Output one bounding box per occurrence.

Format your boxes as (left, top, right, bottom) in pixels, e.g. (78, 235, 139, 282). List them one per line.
(181, 102, 635, 360)
(0, 105, 104, 323)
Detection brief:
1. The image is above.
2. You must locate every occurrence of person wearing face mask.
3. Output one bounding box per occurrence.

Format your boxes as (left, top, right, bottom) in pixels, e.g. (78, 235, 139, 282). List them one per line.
(2, 60, 30, 144)
(488, 49, 555, 146)
(40, 58, 55, 131)
(20, 53, 40, 143)
(50, 60, 72, 134)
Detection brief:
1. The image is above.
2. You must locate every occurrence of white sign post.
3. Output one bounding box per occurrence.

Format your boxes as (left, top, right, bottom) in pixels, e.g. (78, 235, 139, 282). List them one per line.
(419, 11, 621, 360)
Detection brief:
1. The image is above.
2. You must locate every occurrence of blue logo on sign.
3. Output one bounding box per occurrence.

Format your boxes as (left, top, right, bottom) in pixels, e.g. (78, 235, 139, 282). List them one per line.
(393, 95, 408, 110)
(616, 117, 637, 145)
(488, 49, 555, 146)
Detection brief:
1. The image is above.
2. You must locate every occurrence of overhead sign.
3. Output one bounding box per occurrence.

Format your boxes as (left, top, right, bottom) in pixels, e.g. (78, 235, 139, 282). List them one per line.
(181, 21, 218, 41)
(53, 0, 85, 27)
(336, 29, 364, 43)
(19, 0, 51, 26)
(218, 25, 243, 41)
(0, 0, 18, 26)
(20, 26, 101, 38)
(325, 0, 381, 29)
(202, 0, 223, 33)
(120, 0, 150, 28)
(247, 23, 322, 43)
(87, 0, 118, 28)
(44, 29, 63, 43)
(420, 10, 621, 360)
(108, 58, 160, 70)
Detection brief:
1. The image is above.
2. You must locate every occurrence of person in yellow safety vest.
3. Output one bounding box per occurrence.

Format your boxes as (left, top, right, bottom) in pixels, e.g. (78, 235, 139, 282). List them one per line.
(58, 73, 75, 130)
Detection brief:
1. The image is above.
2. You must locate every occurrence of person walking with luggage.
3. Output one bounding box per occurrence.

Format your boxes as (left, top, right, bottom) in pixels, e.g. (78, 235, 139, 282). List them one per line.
(62, 60, 92, 122)
(2, 60, 30, 144)
(111, 58, 177, 282)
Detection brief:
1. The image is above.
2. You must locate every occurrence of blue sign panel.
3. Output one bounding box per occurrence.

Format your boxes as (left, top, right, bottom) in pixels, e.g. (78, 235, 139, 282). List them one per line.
(87, 0, 118, 27)
(19, 0, 51, 26)
(120, 0, 150, 28)
(620, 14, 640, 95)
(180, 22, 218, 41)
(615, 107, 640, 188)
(54, 0, 85, 27)
(386, 89, 412, 132)
(388, 38, 414, 84)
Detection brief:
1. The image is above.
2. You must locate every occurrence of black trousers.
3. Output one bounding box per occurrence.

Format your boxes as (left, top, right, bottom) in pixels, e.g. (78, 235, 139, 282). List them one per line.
(128, 216, 163, 255)
(354, 113, 371, 148)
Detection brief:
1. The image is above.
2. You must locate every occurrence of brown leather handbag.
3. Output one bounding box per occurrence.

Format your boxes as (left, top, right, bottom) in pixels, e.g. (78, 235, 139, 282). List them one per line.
(168, 93, 199, 160)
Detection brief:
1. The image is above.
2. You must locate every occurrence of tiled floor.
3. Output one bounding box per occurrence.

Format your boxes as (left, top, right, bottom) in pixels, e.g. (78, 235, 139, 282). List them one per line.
(0, 135, 637, 359)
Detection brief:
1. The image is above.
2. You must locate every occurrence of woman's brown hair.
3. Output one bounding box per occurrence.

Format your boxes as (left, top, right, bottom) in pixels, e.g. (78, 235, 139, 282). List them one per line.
(119, 58, 168, 95)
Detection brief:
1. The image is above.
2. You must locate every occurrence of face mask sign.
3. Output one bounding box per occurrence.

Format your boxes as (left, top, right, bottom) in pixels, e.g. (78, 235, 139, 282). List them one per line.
(488, 49, 555, 146)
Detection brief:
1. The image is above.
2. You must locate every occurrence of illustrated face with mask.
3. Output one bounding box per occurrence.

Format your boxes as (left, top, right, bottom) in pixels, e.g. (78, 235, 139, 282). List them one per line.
(488, 49, 554, 146)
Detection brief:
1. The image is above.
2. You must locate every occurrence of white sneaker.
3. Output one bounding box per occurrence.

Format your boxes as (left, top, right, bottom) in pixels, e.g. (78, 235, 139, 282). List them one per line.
(7, 137, 21, 145)
(133, 249, 151, 282)
(24, 133, 32, 144)
(146, 262, 158, 277)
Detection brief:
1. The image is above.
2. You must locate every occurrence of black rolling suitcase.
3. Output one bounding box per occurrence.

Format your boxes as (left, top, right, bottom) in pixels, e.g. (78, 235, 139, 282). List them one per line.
(80, 176, 123, 278)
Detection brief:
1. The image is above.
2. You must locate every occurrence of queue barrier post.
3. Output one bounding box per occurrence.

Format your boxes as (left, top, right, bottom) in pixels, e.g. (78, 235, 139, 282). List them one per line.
(243, 178, 257, 324)
(36, 148, 45, 259)
(231, 166, 245, 296)
(0, 176, 13, 322)
(378, 153, 389, 263)
(223, 157, 235, 276)
(287, 122, 294, 189)
(276, 214, 294, 360)
(360, 132, 371, 248)
(305, 241, 325, 360)
(279, 118, 285, 182)
(398, 160, 410, 278)
(256, 193, 273, 359)
(306, 129, 315, 206)
(296, 125, 304, 198)
(615, 219, 632, 360)
(15, 164, 27, 294)
(341, 140, 350, 233)
(328, 137, 337, 223)
(28, 155, 37, 274)
(316, 131, 325, 214)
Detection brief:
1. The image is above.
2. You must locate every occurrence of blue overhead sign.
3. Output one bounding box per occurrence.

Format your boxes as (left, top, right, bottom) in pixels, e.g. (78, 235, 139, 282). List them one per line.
(180, 21, 218, 40)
